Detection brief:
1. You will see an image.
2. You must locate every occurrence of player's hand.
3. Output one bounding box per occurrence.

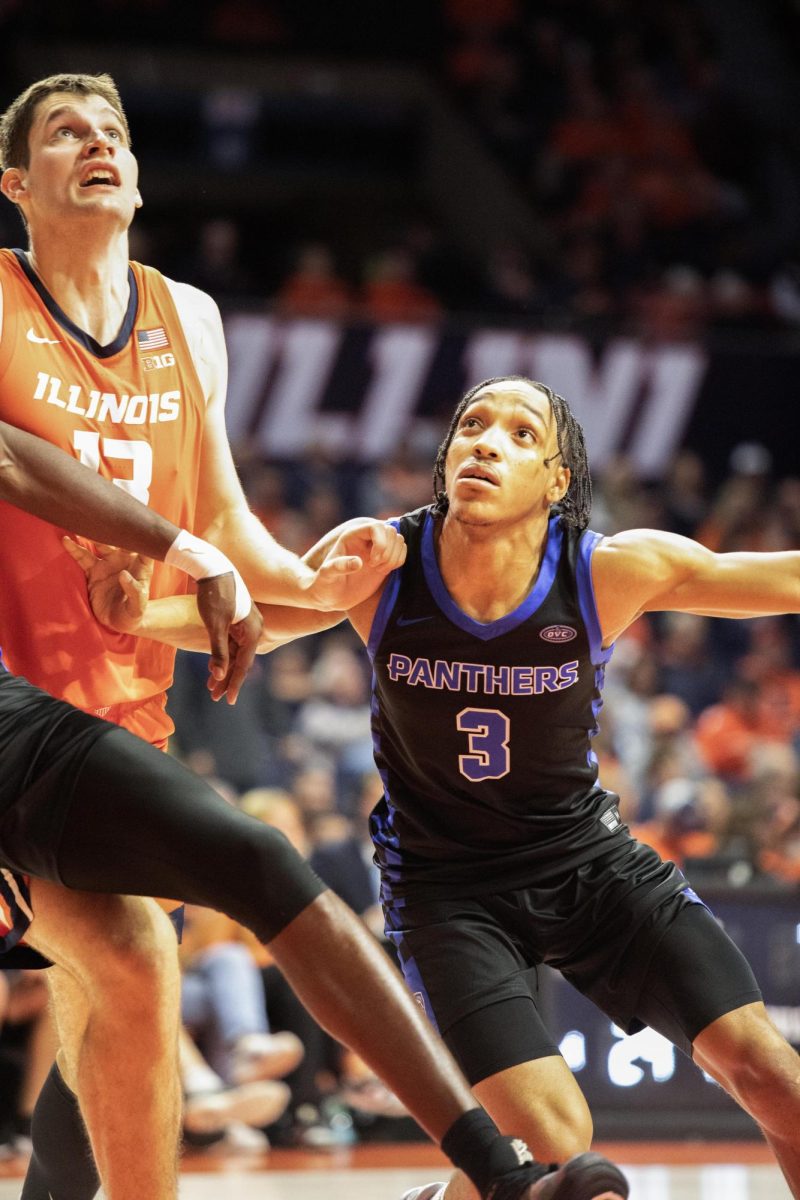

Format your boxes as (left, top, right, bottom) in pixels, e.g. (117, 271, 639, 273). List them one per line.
(197, 574, 263, 705)
(63, 537, 152, 633)
(304, 520, 406, 611)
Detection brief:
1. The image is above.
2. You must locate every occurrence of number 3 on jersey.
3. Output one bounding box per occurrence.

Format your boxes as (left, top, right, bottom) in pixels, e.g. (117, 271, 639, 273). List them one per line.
(457, 708, 510, 781)
(73, 430, 153, 505)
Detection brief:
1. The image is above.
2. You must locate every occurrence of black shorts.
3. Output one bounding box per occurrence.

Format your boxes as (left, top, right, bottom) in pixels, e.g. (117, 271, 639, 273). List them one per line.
(384, 838, 762, 1084)
(0, 672, 112, 964)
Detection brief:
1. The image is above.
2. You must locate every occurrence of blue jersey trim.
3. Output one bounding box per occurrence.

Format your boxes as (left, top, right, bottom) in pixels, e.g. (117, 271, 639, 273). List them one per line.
(365, 519, 403, 663)
(13, 249, 138, 359)
(383, 908, 440, 1033)
(575, 529, 614, 667)
(421, 511, 564, 641)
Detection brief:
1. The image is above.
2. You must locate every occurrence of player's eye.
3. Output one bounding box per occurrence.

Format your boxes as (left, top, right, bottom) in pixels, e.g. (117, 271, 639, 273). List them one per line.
(516, 427, 535, 441)
(106, 128, 123, 141)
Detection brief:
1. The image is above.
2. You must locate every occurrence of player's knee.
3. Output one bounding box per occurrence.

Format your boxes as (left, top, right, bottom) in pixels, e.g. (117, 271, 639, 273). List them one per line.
(222, 822, 325, 942)
(699, 1011, 798, 1110)
(97, 897, 179, 999)
(532, 1092, 593, 1159)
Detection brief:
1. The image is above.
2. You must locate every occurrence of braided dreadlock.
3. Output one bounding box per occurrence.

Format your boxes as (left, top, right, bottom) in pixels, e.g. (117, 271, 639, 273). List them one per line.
(432, 375, 592, 530)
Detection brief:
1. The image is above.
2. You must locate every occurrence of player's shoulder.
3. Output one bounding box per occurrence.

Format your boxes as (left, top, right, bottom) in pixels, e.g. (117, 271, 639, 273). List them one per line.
(161, 275, 223, 331)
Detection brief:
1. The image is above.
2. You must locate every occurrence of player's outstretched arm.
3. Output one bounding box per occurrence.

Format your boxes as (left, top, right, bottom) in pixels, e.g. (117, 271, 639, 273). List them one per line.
(0, 418, 182, 557)
(593, 527, 800, 644)
(187, 294, 404, 611)
(0, 420, 261, 701)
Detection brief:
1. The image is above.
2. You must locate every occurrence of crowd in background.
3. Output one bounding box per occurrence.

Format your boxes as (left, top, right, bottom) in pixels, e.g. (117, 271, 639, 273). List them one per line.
(5, 1, 800, 336)
(1, 0, 799, 1167)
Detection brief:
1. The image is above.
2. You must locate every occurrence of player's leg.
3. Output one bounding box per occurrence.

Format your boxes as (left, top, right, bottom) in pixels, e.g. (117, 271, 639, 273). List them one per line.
(624, 897, 800, 1197)
(24, 880, 182, 1200)
(694, 1002, 800, 1196)
(641, 902, 800, 1196)
(385, 901, 594, 1200)
(48, 727, 627, 1200)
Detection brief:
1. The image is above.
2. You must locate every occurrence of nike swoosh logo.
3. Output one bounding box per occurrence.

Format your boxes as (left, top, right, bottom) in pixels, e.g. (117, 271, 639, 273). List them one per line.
(27, 328, 60, 344)
(396, 615, 433, 626)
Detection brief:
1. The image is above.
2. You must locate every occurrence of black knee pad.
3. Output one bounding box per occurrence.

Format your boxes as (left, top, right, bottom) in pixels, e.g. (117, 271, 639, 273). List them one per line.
(231, 822, 328, 943)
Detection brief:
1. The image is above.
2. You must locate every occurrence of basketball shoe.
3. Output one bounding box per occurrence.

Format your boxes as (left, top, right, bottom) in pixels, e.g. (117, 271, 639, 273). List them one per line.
(402, 1152, 629, 1200)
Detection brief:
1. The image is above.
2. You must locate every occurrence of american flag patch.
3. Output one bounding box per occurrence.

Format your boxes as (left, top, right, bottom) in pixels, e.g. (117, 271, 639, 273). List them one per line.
(137, 327, 169, 351)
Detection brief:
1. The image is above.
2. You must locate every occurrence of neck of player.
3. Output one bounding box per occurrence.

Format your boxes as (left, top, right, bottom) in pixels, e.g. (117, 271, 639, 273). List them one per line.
(27, 225, 131, 346)
(436, 509, 551, 623)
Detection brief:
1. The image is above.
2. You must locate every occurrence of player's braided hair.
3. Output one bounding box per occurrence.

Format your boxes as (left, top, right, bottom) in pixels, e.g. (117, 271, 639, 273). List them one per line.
(432, 375, 592, 529)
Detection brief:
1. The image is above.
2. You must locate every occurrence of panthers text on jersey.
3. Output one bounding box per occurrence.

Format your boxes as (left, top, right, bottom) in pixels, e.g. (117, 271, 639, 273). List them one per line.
(367, 506, 628, 902)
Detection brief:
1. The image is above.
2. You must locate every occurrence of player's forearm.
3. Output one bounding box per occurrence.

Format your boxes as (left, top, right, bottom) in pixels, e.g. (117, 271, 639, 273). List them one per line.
(0, 420, 179, 558)
(256, 603, 346, 650)
(134, 596, 214, 650)
(201, 505, 320, 606)
(668, 550, 800, 617)
(137, 594, 344, 654)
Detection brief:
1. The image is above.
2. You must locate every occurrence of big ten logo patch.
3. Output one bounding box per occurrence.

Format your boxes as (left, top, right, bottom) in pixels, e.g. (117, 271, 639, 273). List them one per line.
(142, 351, 176, 372)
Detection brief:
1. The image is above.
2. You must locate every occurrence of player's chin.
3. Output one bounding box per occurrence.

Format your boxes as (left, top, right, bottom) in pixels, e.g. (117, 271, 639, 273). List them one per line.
(450, 503, 499, 528)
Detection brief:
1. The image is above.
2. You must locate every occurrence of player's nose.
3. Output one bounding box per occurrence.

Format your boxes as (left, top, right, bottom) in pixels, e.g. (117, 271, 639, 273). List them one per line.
(473, 432, 502, 458)
(85, 129, 116, 155)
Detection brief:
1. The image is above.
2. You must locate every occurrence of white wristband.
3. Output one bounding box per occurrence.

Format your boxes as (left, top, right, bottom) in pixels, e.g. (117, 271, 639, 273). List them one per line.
(165, 530, 252, 623)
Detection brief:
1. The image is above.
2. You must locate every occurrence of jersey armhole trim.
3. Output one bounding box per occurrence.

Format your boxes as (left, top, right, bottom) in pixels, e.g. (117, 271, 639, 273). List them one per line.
(366, 518, 403, 662)
(576, 530, 614, 667)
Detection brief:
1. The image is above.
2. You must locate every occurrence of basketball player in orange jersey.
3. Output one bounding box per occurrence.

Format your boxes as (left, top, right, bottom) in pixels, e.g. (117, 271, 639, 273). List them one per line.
(0, 77, 628, 1200)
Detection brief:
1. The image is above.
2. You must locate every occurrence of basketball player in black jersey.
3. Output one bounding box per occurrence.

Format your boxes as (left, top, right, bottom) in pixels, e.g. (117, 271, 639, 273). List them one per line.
(0, 422, 628, 1200)
(84, 372, 800, 1200)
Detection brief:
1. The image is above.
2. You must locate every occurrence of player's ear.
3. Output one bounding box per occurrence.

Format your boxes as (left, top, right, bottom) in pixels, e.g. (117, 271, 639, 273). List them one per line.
(548, 464, 570, 503)
(0, 167, 27, 206)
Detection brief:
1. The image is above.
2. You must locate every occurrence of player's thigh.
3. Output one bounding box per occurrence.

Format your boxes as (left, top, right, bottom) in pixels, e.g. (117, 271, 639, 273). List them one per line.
(632, 898, 762, 1057)
(26, 877, 179, 999)
(384, 897, 537, 1039)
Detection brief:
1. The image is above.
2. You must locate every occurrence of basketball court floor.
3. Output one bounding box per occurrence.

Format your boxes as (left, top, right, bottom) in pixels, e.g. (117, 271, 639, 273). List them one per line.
(0, 1142, 790, 1199)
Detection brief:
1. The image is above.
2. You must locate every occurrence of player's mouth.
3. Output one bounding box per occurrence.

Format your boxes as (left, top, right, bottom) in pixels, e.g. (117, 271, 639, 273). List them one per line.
(456, 462, 500, 487)
(79, 165, 120, 188)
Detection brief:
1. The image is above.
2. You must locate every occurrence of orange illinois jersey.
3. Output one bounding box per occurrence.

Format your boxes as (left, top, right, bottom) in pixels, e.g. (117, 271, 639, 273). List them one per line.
(0, 248, 207, 745)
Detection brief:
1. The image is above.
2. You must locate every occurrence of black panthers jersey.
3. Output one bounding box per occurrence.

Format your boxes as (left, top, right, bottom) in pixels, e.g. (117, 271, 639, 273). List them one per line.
(367, 506, 626, 902)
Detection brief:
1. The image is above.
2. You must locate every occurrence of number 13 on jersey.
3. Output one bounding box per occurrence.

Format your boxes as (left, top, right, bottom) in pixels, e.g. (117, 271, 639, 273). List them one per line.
(73, 430, 153, 505)
(457, 708, 511, 781)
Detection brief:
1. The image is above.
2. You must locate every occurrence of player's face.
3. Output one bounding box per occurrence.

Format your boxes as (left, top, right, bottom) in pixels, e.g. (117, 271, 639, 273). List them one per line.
(444, 380, 569, 528)
(4, 91, 140, 232)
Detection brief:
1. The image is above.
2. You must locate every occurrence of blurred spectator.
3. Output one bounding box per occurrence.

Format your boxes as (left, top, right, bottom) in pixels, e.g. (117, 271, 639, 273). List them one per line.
(275, 244, 354, 320)
(660, 450, 709, 537)
(310, 771, 384, 937)
(294, 641, 373, 786)
(361, 249, 443, 323)
(182, 217, 255, 299)
(656, 613, 729, 717)
(239, 787, 358, 1148)
(180, 904, 304, 1087)
(694, 676, 767, 786)
(631, 775, 730, 869)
